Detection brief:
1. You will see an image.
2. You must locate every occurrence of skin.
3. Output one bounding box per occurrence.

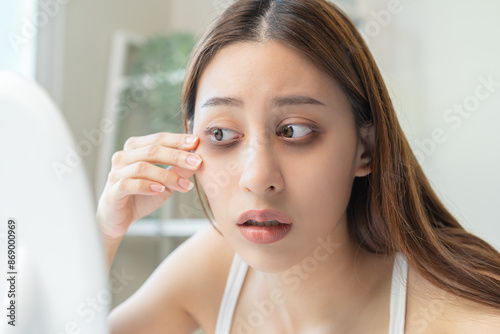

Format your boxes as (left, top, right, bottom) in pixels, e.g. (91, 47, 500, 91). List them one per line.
(98, 40, 500, 333)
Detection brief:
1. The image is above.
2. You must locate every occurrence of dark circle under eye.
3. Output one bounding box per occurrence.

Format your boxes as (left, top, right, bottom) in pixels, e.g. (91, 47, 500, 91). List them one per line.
(213, 128, 223, 141)
(282, 125, 294, 138)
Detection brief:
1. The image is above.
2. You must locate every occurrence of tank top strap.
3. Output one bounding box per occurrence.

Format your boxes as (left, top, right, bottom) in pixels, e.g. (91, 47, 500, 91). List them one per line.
(388, 252, 409, 334)
(215, 252, 249, 334)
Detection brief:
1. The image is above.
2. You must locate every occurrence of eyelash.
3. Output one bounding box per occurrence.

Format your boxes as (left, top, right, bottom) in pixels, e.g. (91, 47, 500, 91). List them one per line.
(203, 123, 317, 147)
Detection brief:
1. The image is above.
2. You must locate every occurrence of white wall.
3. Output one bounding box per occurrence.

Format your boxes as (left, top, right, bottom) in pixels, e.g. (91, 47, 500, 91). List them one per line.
(362, 0, 500, 249)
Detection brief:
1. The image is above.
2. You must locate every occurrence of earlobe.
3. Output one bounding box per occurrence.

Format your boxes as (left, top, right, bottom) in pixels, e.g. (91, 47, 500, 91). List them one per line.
(354, 125, 374, 177)
(355, 160, 372, 178)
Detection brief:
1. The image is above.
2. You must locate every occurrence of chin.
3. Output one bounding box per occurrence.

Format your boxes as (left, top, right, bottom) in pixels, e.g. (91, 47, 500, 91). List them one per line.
(234, 243, 300, 273)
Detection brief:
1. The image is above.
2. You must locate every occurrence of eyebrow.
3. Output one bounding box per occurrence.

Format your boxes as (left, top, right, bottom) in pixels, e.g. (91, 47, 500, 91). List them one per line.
(200, 95, 326, 109)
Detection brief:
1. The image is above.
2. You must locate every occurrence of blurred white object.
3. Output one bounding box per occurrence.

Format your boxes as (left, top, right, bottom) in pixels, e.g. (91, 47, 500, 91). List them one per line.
(0, 72, 109, 333)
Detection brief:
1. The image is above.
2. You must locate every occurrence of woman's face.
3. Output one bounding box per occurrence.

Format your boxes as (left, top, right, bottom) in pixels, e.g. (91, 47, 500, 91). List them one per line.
(192, 41, 371, 272)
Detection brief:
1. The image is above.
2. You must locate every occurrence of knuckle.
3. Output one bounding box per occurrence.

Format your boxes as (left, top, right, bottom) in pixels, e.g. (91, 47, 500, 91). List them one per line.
(134, 179, 146, 192)
(161, 170, 171, 184)
(124, 136, 136, 149)
(153, 132, 166, 142)
(116, 178, 128, 192)
(133, 161, 148, 174)
(156, 132, 180, 147)
(171, 150, 182, 165)
(145, 144, 159, 157)
(174, 134, 184, 147)
(108, 170, 118, 183)
(111, 151, 122, 165)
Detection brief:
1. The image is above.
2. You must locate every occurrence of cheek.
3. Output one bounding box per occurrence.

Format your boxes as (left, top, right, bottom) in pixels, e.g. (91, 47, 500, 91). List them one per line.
(195, 153, 244, 236)
(194, 145, 242, 204)
(286, 134, 358, 224)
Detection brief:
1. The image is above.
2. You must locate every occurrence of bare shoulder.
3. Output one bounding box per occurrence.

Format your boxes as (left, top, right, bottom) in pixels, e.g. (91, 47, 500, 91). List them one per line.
(406, 265, 500, 334)
(109, 225, 235, 334)
(167, 224, 235, 328)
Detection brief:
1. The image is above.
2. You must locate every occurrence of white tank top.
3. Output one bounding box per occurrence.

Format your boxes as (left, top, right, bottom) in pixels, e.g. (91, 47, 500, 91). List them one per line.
(215, 252, 408, 333)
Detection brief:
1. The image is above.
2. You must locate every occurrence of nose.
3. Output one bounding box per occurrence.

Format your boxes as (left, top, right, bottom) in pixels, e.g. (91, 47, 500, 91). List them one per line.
(238, 132, 285, 195)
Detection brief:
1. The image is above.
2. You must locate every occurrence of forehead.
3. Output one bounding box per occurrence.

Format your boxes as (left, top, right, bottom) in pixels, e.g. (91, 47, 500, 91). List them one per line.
(195, 40, 348, 111)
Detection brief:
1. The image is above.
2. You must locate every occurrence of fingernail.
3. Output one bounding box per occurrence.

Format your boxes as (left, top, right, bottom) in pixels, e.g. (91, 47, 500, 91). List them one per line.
(185, 136, 198, 145)
(151, 184, 165, 192)
(178, 178, 194, 191)
(187, 155, 202, 167)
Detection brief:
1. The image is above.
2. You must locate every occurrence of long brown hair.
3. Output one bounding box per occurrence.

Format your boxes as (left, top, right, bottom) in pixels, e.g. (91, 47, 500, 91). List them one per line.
(181, 0, 500, 310)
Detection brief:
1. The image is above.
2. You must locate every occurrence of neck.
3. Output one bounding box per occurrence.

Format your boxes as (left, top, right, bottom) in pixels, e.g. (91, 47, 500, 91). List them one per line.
(250, 217, 394, 332)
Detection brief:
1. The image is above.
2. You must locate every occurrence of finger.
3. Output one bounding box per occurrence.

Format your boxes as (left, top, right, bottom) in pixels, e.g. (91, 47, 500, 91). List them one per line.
(123, 132, 199, 151)
(166, 165, 196, 180)
(109, 177, 172, 202)
(110, 162, 195, 193)
(111, 145, 203, 170)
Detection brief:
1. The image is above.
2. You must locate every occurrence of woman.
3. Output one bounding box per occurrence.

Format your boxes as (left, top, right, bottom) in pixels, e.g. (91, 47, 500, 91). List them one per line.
(96, 0, 500, 333)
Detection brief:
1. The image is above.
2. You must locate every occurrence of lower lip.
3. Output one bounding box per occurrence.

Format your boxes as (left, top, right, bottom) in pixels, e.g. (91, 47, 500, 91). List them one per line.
(237, 223, 292, 244)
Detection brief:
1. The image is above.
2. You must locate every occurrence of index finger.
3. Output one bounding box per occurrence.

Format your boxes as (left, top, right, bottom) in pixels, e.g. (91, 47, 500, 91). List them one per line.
(123, 132, 199, 151)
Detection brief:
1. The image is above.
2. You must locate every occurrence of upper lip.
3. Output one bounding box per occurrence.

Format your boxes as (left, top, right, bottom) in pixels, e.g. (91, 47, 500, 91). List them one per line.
(236, 209, 293, 225)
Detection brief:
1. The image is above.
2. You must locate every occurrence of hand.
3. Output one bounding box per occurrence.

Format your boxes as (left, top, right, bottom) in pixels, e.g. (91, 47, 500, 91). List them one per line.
(96, 132, 202, 240)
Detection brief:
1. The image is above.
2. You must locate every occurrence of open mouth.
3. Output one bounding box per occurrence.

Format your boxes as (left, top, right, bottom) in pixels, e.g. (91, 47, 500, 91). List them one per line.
(243, 220, 282, 227)
(236, 209, 293, 244)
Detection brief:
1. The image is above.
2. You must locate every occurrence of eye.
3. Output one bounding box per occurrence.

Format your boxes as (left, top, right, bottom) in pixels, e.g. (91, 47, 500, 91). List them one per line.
(206, 127, 239, 142)
(279, 124, 313, 139)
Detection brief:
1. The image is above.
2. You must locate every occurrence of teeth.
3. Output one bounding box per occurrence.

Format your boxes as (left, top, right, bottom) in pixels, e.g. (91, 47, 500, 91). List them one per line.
(246, 220, 280, 227)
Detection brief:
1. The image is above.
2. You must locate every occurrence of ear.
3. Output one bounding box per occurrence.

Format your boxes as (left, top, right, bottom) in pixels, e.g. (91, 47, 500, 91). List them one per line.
(354, 125, 374, 177)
